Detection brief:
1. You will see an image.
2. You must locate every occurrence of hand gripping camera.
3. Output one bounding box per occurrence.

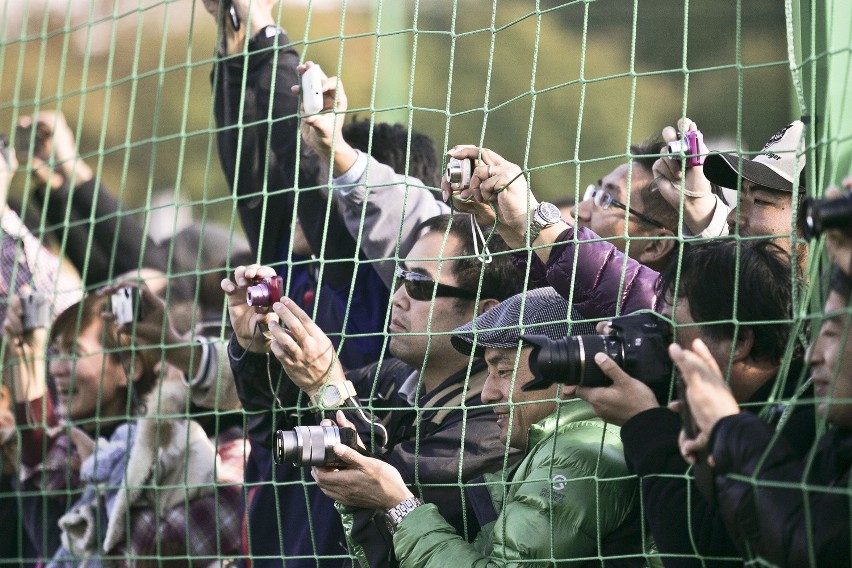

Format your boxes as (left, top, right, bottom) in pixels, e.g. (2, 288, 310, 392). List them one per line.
(666, 130, 704, 168)
(246, 276, 284, 308)
(520, 311, 674, 405)
(446, 157, 476, 191)
(273, 425, 370, 467)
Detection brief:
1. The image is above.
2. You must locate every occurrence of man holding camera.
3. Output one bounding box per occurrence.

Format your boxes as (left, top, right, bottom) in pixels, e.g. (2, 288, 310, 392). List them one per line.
(224, 213, 523, 566)
(669, 178, 852, 566)
(311, 287, 649, 566)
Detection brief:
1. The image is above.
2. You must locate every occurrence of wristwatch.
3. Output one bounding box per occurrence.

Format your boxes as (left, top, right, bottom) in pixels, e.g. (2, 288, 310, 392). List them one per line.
(385, 497, 424, 535)
(309, 380, 358, 409)
(525, 201, 562, 244)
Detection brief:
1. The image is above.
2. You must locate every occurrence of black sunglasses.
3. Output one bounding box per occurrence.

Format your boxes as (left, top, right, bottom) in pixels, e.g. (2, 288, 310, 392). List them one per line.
(394, 267, 478, 301)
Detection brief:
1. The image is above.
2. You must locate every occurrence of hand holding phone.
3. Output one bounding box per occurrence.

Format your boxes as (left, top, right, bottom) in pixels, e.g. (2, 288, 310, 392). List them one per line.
(300, 65, 324, 116)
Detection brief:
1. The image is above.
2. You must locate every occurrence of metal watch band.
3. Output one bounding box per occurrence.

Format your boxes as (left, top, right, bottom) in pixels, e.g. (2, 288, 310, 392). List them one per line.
(385, 497, 424, 535)
(309, 380, 358, 409)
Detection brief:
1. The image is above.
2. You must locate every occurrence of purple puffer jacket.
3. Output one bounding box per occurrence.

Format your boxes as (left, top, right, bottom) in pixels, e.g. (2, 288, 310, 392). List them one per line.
(512, 225, 661, 319)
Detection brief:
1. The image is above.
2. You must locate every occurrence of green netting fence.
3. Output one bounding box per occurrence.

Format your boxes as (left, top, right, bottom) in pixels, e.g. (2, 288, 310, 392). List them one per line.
(0, 0, 850, 566)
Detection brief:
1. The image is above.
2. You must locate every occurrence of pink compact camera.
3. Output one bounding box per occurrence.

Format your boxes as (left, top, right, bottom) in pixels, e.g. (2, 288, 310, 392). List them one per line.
(246, 276, 285, 308)
(666, 130, 704, 168)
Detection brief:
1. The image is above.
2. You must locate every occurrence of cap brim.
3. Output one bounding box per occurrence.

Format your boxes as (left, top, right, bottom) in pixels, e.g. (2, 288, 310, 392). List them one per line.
(704, 153, 798, 193)
(450, 326, 518, 358)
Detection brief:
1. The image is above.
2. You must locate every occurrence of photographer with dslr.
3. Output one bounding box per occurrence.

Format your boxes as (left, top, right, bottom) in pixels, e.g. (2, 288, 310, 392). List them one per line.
(223, 213, 523, 566)
(670, 245, 852, 565)
(572, 240, 813, 566)
(312, 287, 650, 566)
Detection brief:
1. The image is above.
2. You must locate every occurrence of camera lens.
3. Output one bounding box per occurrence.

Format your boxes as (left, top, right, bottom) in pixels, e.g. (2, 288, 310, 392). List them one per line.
(446, 160, 463, 186)
(526, 334, 623, 389)
(246, 282, 271, 307)
(274, 426, 342, 466)
(802, 195, 852, 240)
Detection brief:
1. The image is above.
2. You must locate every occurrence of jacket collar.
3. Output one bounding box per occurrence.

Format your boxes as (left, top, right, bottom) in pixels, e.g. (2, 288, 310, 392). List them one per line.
(525, 398, 599, 449)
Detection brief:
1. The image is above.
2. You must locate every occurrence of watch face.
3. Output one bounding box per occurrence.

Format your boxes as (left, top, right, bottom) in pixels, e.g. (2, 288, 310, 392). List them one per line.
(537, 202, 562, 225)
(324, 385, 343, 406)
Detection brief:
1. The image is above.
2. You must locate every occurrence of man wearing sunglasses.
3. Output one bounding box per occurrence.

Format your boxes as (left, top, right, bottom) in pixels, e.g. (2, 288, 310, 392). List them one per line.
(225, 213, 525, 566)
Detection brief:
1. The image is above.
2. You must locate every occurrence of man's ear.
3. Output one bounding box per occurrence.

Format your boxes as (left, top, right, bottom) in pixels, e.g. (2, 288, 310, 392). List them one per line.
(477, 298, 500, 316)
(731, 328, 755, 363)
(636, 229, 676, 269)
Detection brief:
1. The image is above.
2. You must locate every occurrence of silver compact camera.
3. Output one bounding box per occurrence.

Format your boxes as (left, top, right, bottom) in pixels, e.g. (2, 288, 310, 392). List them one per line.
(21, 292, 50, 331)
(273, 425, 367, 467)
(110, 287, 142, 326)
(446, 157, 476, 191)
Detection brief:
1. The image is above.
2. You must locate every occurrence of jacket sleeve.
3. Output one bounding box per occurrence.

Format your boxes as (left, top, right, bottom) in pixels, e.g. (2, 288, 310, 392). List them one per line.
(621, 408, 744, 566)
(393, 423, 639, 567)
(512, 226, 660, 319)
(709, 413, 851, 567)
(34, 180, 164, 287)
(333, 152, 450, 289)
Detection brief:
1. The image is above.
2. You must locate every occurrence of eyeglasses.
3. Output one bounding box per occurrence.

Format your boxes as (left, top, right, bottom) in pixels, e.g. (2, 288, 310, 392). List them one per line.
(582, 184, 667, 230)
(394, 267, 478, 301)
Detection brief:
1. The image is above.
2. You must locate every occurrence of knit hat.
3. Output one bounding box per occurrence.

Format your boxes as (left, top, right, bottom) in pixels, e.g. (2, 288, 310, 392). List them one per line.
(451, 287, 596, 357)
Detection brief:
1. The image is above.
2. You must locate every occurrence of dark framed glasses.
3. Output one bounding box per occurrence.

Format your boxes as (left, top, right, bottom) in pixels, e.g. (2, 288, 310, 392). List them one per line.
(582, 184, 667, 230)
(394, 267, 478, 301)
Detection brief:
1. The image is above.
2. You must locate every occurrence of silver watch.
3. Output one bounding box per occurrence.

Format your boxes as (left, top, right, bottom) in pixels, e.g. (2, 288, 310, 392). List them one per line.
(309, 380, 358, 409)
(385, 497, 424, 535)
(525, 201, 562, 244)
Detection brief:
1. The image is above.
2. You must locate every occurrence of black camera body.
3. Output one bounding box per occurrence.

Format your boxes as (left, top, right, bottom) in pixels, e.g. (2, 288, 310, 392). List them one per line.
(273, 425, 367, 467)
(800, 193, 852, 240)
(520, 311, 673, 405)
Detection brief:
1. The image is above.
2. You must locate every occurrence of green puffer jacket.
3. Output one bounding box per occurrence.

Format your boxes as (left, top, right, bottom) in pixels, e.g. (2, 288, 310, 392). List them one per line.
(392, 399, 647, 567)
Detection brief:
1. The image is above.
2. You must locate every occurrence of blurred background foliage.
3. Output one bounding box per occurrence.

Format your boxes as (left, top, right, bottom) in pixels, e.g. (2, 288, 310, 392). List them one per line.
(1, 0, 793, 234)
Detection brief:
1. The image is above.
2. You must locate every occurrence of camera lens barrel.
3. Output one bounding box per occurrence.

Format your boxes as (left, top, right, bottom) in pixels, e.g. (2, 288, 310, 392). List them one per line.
(246, 276, 284, 308)
(802, 195, 852, 240)
(525, 334, 623, 389)
(274, 426, 342, 466)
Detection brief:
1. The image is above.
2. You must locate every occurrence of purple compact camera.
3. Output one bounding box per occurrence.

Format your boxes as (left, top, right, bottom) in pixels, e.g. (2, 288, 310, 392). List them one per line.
(246, 276, 284, 308)
(666, 130, 704, 168)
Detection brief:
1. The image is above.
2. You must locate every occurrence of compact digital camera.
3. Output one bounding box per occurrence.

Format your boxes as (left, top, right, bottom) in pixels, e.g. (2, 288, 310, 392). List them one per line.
(666, 130, 704, 168)
(246, 275, 284, 308)
(273, 425, 367, 467)
(520, 311, 674, 405)
(446, 157, 476, 191)
(800, 193, 852, 240)
(110, 287, 142, 326)
(21, 292, 50, 331)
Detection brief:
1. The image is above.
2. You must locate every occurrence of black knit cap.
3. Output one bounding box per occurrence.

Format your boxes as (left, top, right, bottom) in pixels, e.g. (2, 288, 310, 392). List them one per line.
(451, 287, 597, 357)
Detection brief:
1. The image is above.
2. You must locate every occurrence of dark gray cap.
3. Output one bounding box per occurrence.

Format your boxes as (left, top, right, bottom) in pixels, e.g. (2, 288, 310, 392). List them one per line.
(451, 287, 597, 357)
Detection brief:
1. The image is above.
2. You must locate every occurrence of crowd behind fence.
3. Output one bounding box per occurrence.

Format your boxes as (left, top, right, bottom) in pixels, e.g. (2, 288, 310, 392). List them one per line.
(0, 0, 851, 567)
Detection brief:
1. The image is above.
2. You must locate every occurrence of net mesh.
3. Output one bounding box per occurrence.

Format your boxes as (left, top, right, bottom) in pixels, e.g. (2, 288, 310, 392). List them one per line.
(0, 0, 850, 566)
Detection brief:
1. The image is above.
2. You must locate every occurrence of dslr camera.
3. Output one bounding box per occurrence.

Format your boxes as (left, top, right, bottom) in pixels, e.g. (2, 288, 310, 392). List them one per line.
(800, 193, 852, 240)
(273, 425, 368, 467)
(666, 130, 704, 168)
(446, 157, 476, 191)
(246, 275, 284, 308)
(520, 311, 673, 405)
(21, 292, 50, 331)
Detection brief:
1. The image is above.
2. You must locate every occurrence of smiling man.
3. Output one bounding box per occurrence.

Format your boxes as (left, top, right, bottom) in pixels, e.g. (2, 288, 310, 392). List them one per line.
(312, 287, 649, 566)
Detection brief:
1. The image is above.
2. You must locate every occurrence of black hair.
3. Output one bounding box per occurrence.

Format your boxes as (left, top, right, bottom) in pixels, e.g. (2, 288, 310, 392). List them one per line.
(657, 239, 798, 365)
(630, 135, 680, 233)
(830, 264, 852, 300)
(342, 117, 440, 189)
(414, 214, 524, 303)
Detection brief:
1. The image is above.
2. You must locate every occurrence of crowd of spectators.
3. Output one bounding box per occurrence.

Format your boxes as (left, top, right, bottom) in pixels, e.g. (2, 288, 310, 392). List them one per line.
(0, 0, 849, 566)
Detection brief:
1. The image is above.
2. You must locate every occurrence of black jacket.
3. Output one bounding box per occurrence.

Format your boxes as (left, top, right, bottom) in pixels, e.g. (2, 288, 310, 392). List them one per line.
(230, 337, 514, 567)
(620, 361, 816, 567)
(708, 413, 851, 567)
